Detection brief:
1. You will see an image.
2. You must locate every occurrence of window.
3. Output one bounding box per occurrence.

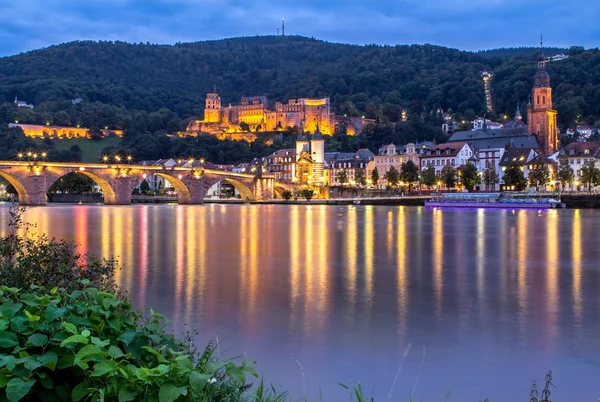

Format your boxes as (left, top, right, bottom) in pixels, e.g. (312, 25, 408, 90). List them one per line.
(577, 159, 581, 164)
(585, 149, 590, 155)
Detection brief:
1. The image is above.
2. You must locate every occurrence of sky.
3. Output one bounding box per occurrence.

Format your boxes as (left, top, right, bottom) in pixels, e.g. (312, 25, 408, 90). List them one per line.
(0, 0, 598, 57)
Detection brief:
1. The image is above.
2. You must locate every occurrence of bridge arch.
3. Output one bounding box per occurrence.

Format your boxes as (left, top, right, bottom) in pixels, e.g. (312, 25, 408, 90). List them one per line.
(151, 172, 192, 204)
(0, 170, 29, 204)
(45, 169, 117, 204)
(221, 177, 255, 201)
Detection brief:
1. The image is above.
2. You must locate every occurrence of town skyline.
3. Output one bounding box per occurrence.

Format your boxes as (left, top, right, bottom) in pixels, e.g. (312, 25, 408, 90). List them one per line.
(0, 0, 598, 57)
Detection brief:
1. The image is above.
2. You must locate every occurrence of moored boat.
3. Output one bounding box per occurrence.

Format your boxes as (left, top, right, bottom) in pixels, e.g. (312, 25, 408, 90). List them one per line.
(425, 191, 566, 209)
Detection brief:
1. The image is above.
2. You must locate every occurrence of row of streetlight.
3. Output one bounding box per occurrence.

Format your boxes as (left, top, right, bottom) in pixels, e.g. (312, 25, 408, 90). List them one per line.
(102, 155, 133, 163)
(17, 151, 47, 161)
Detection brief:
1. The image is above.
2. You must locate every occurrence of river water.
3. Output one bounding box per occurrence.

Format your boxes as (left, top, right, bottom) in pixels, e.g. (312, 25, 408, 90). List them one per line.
(3, 204, 600, 401)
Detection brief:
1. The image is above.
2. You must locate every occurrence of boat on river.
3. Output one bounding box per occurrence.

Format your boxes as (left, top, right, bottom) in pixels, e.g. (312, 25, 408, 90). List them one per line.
(425, 191, 566, 209)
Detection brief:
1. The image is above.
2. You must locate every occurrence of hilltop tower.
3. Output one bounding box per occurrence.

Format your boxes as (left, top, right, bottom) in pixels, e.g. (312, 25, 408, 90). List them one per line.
(527, 36, 558, 154)
(204, 93, 222, 123)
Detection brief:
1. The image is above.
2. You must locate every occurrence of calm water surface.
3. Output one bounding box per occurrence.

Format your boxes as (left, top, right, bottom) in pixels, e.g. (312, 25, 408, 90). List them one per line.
(4, 204, 600, 400)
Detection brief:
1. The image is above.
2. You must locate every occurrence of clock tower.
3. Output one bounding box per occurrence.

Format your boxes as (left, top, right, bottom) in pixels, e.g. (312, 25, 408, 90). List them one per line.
(527, 37, 558, 155)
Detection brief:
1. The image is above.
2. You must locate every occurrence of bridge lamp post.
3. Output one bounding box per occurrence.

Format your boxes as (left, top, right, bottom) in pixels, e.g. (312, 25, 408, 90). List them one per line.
(115, 155, 122, 163)
(41, 152, 47, 161)
(17, 153, 23, 160)
(102, 156, 109, 163)
(127, 155, 132, 164)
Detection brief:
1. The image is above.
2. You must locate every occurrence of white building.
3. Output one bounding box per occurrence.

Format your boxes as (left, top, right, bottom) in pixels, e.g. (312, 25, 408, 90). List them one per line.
(14, 96, 33, 109)
(419, 142, 477, 175)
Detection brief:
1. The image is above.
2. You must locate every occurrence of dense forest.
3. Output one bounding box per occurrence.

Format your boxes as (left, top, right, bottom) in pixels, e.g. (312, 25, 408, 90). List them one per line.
(0, 36, 598, 164)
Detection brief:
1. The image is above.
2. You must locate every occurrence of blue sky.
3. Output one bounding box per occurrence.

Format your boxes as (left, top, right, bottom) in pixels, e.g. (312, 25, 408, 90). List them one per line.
(0, 0, 597, 56)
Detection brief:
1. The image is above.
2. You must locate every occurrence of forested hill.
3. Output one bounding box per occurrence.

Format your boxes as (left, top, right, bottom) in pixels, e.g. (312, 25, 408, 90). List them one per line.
(0, 35, 598, 133)
(476, 47, 567, 58)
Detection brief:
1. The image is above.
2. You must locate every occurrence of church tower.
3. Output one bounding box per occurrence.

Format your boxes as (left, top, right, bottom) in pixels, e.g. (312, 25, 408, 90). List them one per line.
(527, 37, 558, 155)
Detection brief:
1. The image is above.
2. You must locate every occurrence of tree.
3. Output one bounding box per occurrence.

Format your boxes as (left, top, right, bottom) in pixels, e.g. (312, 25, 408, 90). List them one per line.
(441, 165, 456, 190)
(483, 167, 499, 191)
(556, 159, 574, 189)
(239, 121, 250, 132)
(502, 161, 527, 191)
(371, 167, 379, 187)
(580, 160, 600, 191)
(460, 162, 481, 191)
(336, 169, 348, 186)
(300, 189, 314, 201)
(420, 163, 436, 188)
(528, 163, 551, 191)
(140, 180, 151, 194)
(281, 190, 293, 200)
(47, 172, 95, 194)
(400, 160, 419, 190)
(384, 166, 400, 188)
(355, 168, 367, 187)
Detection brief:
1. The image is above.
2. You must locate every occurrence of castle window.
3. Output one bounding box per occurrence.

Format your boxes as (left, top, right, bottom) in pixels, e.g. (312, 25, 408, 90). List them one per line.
(543, 96, 546, 105)
(537, 96, 540, 104)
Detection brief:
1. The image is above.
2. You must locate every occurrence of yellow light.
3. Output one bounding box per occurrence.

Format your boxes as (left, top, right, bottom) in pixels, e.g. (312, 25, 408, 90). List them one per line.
(127, 155, 132, 161)
(115, 155, 121, 162)
(102, 156, 108, 162)
(46, 122, 50, 126)
(200, 159, 205, 163)
(79, 167, 85, 172)
(33, 153, 38, 159)
(142, 173, 147, 179)
(17, 153, 23, 158)
(27, 152, 32, 157)
(178, 174, 183, 180)
(188, 158, 194, 163)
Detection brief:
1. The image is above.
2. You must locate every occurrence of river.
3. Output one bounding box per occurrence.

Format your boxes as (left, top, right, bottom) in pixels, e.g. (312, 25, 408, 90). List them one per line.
(3, 204, 600, 400)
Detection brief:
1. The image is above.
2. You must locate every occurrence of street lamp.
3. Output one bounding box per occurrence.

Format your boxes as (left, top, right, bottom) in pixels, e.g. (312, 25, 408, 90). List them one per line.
(115, 155, 122, 163)
(102, 155, 109, 163)
(127, 155, 132, 164)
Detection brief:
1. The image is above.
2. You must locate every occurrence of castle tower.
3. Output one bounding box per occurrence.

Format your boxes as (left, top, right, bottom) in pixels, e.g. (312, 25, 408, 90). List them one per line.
(204, 93, 221, 123)
(527, 37, 558, 154)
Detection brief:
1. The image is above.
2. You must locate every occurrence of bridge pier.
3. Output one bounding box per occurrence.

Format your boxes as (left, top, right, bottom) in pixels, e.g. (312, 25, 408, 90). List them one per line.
(21, 175, 48, 206)
(178, 178, 206, 204)
(105, 176, 134, 205)
(253, 177, 274, 200)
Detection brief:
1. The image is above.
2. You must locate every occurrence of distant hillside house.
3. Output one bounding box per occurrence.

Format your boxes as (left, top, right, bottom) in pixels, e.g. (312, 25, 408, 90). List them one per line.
(14, 96, 33, 109)
(8, 123, 123, 139)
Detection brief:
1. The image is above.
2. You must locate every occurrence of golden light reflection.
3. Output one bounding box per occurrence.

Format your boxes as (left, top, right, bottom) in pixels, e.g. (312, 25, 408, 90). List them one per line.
(572, 209, 582, 322)
(112, 208, 125, 286)
(289, 206, 301, 322)
(476, 209, 485, 305)
(397, 207, 407, 336)
(363, 207, 374, 310)
(138, 206, 148, 307)
(546, 210, 559, 346)
(174, 206, 185, 323)
(517, 210, 528, 331)
(303, 206, 316, 331)
(433, 208, 443, 315)
(247, 206, 259, 321)
(387, 210, 394, 257)
(345, 207, 358, 320)
(186, 206, 205, 325)
(316, 205, 329, 329)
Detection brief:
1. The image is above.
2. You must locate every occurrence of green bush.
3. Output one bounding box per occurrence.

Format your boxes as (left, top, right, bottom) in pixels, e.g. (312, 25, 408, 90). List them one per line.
(0, 283, 262, 402)
(281, 190, 292, 201)
(0, 207, 118, 293)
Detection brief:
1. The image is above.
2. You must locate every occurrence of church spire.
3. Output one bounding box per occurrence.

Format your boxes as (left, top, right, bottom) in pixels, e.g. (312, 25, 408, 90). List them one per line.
(515, 103, 522, 120)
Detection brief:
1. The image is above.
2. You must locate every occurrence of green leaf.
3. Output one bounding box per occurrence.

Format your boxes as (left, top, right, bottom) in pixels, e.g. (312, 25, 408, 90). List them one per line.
(108, 346, 124, 359)
(28, 333, 49, 347)
(189, 371, 210, 394)
(60, 334, 89, 347)
(117, 330, 136, 347)
(6, 378, 35, 402)
(50, 287, 58, 295)
(0, 373, 9, 388)
(0, 332, 18, 348)
(81, 329, 90, 338)
(90, 361, 116, 377)
(45, 306, 66, 322)
(61, 322, 77, 334)
(118, 386, 137, 402)
(0, 319, 9, 332)
(38, 352, 58, 371)
(107, 317, 121, 332)
(1, 302, 23, 320)
(71, 381, 89, 402)
(91, 337, 110, 348)
(23, 357, 43, 371)
(24, 310, 40, 322)
(158, 383, 187, 402)
(10, 316, 29, 334)
(74, 344, 103, 366)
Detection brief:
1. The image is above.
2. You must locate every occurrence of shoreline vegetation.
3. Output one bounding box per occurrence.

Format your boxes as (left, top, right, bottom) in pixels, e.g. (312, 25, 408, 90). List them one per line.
(0, 207, 555, 401)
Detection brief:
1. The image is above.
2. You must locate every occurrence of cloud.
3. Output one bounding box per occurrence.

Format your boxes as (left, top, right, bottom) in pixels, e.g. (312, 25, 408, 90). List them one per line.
(0, 0, 597, 56)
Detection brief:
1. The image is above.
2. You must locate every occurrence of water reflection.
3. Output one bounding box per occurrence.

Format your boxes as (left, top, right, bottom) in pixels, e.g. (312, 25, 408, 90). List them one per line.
(2, 204, 600, 401)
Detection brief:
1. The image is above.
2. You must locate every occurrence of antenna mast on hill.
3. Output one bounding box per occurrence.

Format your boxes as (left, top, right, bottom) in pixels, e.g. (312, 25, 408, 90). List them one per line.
(282, 19, 285, 36)
(277, 26, 279, 36)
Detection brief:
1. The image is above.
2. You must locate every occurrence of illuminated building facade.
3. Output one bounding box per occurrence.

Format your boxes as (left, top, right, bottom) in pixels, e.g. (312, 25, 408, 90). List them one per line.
(295, 130, 325, 186)
(8, 123, 123, 139)
(187, 93, 335, 138)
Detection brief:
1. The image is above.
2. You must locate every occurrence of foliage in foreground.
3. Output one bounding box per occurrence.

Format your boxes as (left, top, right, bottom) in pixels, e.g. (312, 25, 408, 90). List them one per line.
(0, 207, 118, 293)
(0, 283, 266, 402)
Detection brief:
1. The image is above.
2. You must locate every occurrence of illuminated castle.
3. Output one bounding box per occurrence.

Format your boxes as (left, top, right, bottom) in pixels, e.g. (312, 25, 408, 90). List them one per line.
(186, 93, 335, 137)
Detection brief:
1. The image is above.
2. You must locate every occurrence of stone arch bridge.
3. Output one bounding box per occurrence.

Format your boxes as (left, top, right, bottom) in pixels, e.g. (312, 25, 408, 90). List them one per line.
(0, 161, 276, 205)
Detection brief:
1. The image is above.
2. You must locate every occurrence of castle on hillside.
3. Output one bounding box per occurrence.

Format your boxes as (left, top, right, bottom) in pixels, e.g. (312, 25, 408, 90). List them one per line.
(184, 93, 373, 140)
